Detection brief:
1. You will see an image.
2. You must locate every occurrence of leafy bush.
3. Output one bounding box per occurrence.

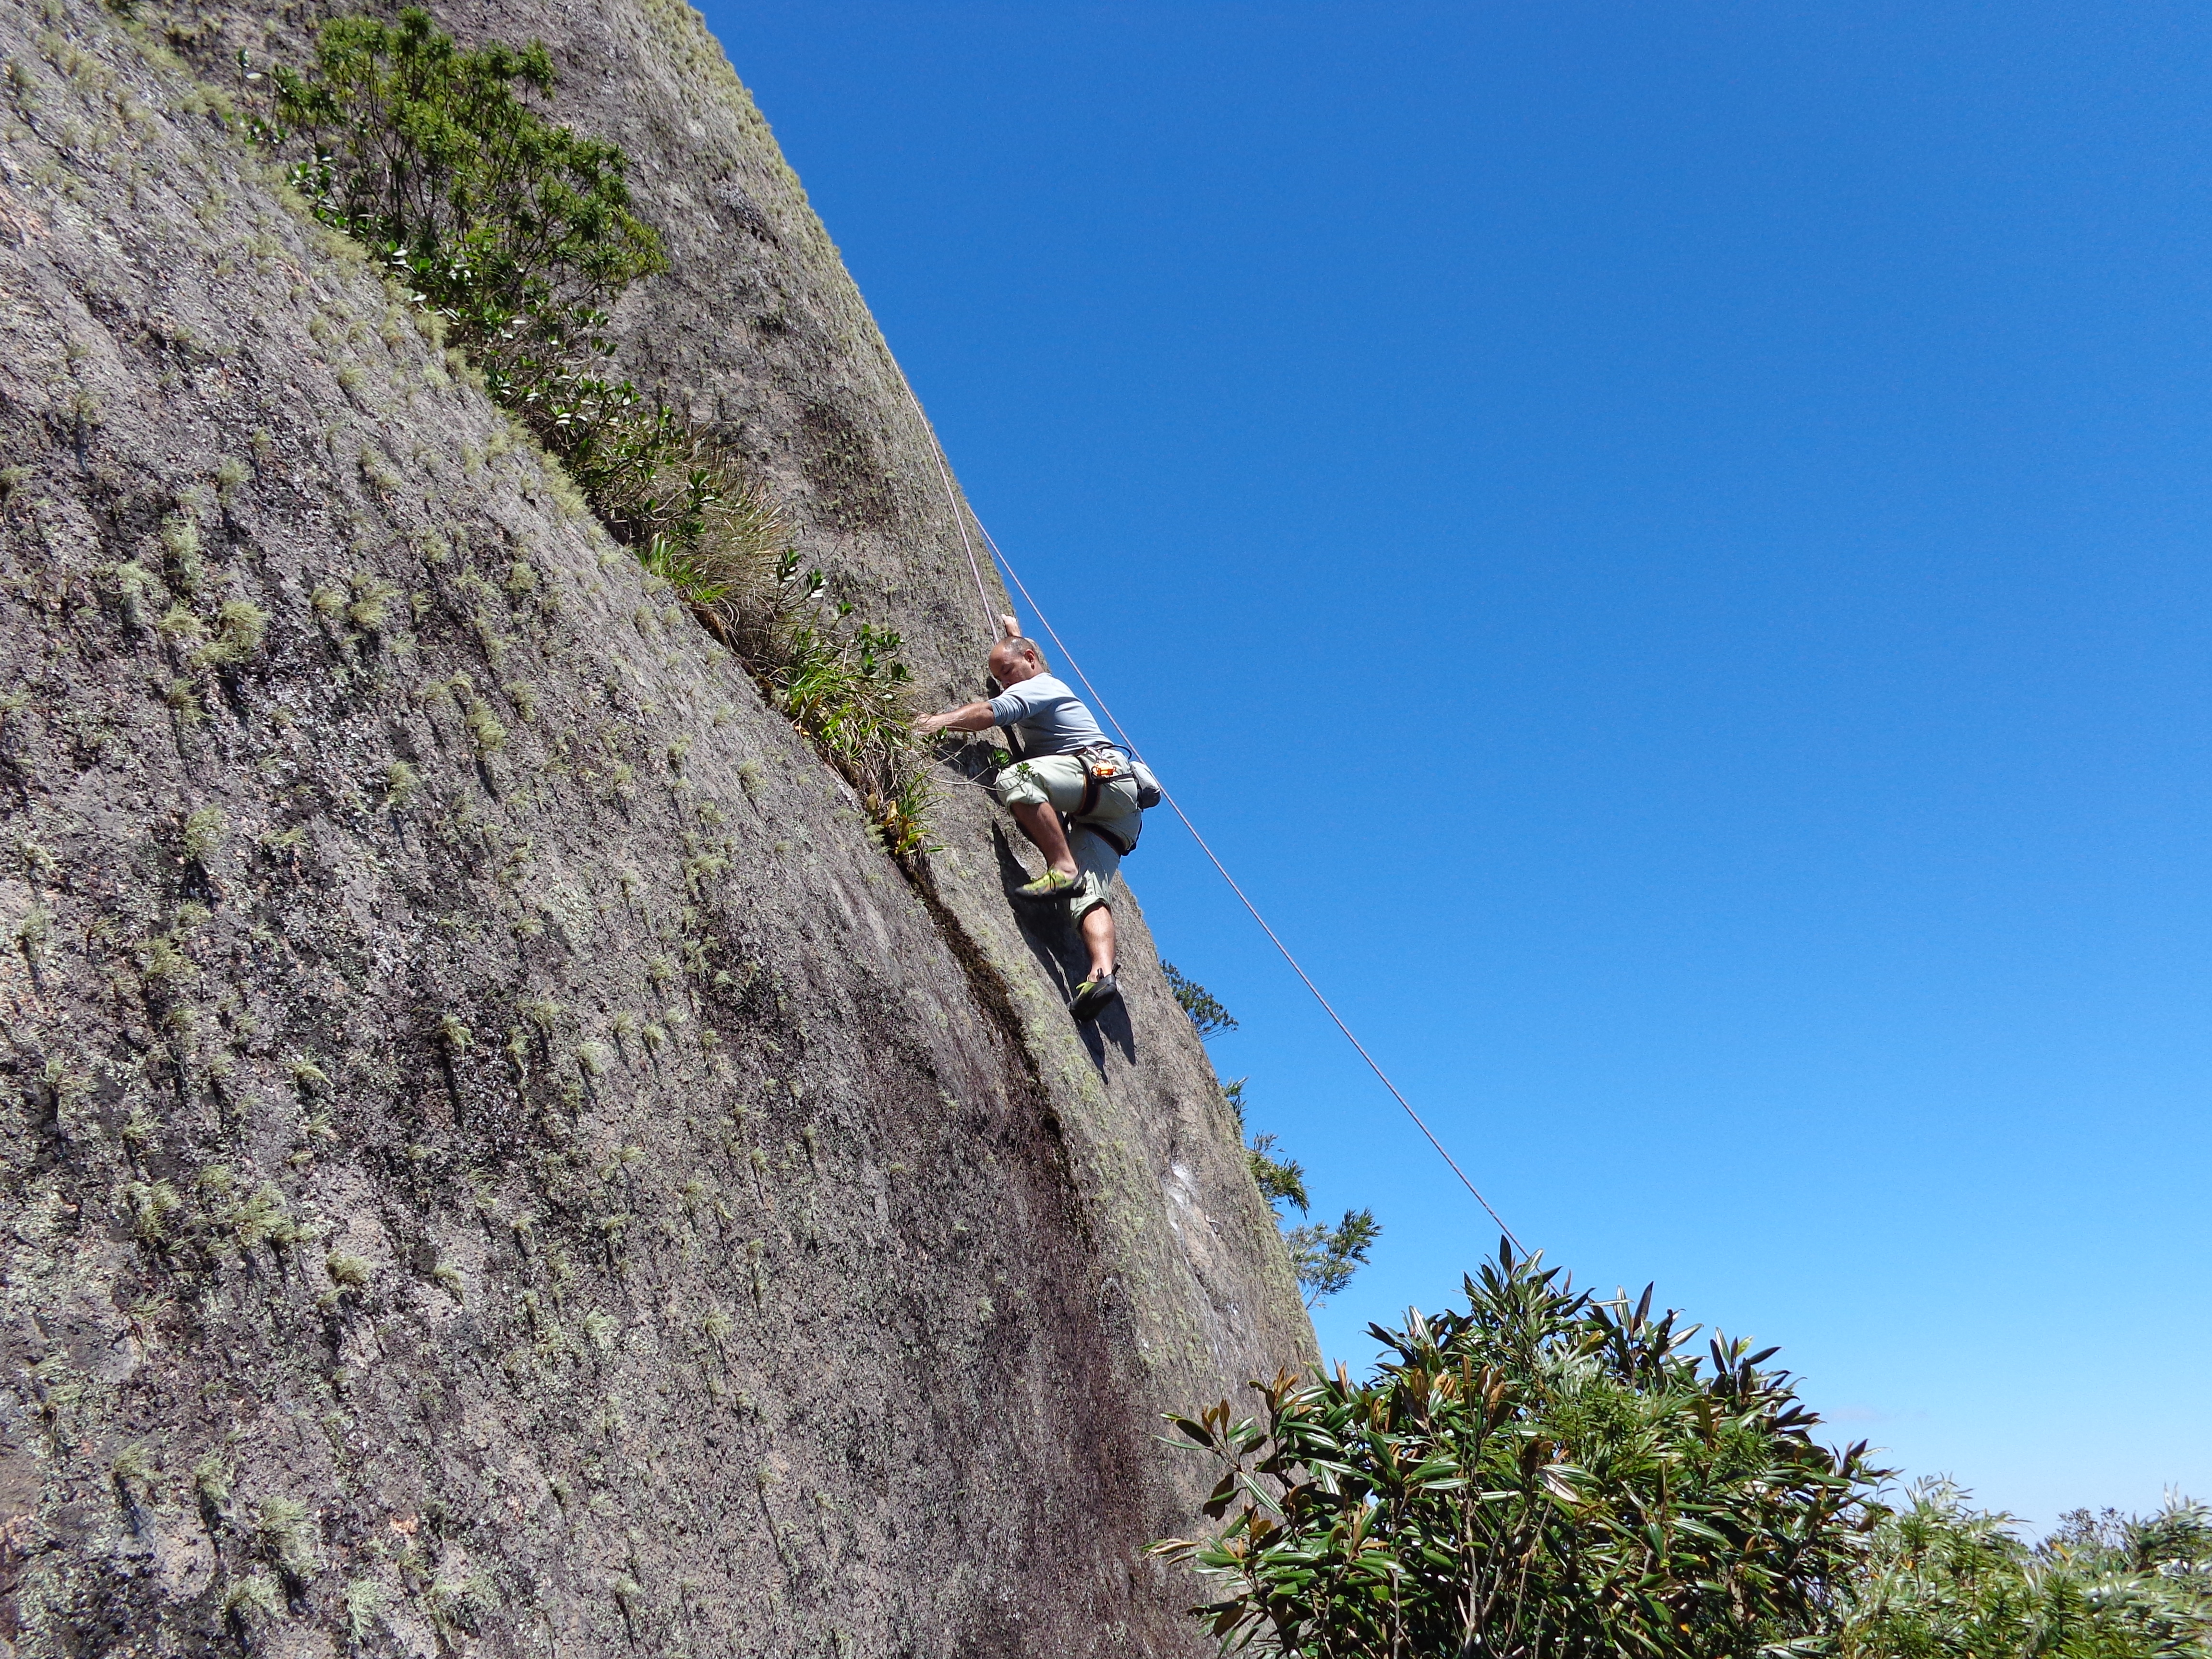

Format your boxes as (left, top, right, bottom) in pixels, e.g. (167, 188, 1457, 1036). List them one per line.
(2047, 1493, 2212, 1583)
(1156, 1243, 1886, 1659)
(270, 10, 681, 522)
(1241, 1125, 1311, 1216)
(1283, 1207, 1379, 1309)
(1838, 1481, 2212, 1659)
(1166, 960, 1238, 1038)
(264, 8, 931, 854)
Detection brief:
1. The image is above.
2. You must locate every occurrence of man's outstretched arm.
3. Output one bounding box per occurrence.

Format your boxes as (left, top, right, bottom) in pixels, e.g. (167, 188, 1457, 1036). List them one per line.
(915, 699, 999, 737)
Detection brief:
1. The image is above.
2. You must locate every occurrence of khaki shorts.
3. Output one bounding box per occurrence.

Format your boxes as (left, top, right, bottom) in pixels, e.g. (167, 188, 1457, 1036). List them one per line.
(996, 754, 1142, 921)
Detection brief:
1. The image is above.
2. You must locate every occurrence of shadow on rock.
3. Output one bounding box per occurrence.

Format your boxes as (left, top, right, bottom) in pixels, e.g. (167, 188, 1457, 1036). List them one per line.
(991, 825, 1138, 1070)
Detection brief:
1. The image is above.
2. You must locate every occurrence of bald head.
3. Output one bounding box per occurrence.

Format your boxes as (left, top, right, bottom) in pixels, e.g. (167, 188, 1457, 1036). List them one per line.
(988, 636, 1047, 687)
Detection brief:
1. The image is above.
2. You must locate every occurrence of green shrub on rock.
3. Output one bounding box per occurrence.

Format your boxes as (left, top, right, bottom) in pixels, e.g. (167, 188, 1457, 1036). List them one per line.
(261, 7, 932, 854)
(271, 8, 673, 521)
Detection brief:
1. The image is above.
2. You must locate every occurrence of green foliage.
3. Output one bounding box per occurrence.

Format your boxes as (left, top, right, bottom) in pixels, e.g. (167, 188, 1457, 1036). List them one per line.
(1244, 1130, 1310, 1217)
(343, 1577, 391, 1641)
(1285, 1207, 1379, 1309)
(266, 7, 932, 854)
(1838, 1482, 2212, 1659)
(223, 1572, 283, 1628)
(257, 1494, 319, 1587)
(2044, 1494, 2212, 1583)
(641, 470, 931, 854)
(1221, 1068, 1367, 1306)
(180, 804, 226, 863)
(188, 598, 271, 669)
(192, 1451, 233, 1514)
(270, 9, 672, 515)
(1156, 1243, 1885, 1659)
(1165, 960, 1238, 1039)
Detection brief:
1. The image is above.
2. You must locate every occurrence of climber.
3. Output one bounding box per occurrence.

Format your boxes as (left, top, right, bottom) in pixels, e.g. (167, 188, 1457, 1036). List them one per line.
(914, 615, 1149, 1024)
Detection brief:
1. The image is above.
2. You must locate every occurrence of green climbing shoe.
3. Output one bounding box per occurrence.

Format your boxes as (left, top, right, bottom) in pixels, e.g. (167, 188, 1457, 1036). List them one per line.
(1069, 973, 1121, 1023)
(1016, 868, 1081, 901)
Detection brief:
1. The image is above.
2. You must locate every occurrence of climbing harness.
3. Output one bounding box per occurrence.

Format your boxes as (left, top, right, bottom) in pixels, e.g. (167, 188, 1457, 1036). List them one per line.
(1073, 743, 1129, 817)
(895, 368, 1524, 1255)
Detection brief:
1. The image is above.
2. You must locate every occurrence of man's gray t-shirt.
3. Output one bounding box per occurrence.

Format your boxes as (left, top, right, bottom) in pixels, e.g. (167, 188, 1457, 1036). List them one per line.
(988, 673, 1112, 757)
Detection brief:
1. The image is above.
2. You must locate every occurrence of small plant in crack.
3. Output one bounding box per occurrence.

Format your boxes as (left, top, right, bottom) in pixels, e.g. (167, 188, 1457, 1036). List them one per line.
(192, 1451, 233, 1524)
(179, 805, 226, 866)
(323, 1251, 371, 1303)
(256, 1494, 319, 1590)
(224, 1572, 283, 1632)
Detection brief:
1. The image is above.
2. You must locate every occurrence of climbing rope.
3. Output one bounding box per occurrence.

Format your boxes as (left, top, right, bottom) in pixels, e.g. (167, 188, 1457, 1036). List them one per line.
(895, 368, 1523, 1253)
(895, 362, 1000, 637)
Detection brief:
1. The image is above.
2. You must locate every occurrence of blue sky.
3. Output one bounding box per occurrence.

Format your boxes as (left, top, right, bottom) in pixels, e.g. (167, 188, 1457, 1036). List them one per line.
(691, 2, 2212, 1526)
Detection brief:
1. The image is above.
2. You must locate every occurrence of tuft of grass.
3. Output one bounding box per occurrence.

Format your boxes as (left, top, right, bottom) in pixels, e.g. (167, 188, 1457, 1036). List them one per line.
(110, 1441, 156, 1488)
(345, 575, 399, 632)
(164, 678, 204, 721)
(228, 1182, 301, 1250)
(190, 599, 270, 669)
(157, 602, 207, 646)
(123, 1179, 182, 1241)
(343, 1577, 390, 1640)
(224, 1571, 283, 1627)
(180, 805, 226, 863)
(438, 1012, 471, 1049)
(463, 697, 506, 754)
(193, 1450, 232, 1513)
(138, 935, 196, 984)
(257, 1494, 319, 1587)
(324, 1251, 370, 1289)
(383, 759, 423, 808)
(159, 515, 204, 593)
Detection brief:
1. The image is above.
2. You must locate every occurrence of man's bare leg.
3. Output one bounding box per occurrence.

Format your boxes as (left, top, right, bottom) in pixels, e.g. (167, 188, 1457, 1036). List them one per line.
(1010, 800, 1080, 878)
(1079, 905, 1115, 982)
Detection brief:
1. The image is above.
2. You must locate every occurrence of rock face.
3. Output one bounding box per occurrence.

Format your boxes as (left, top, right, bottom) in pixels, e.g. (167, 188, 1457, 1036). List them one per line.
(0, 0, 1313, 1651)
